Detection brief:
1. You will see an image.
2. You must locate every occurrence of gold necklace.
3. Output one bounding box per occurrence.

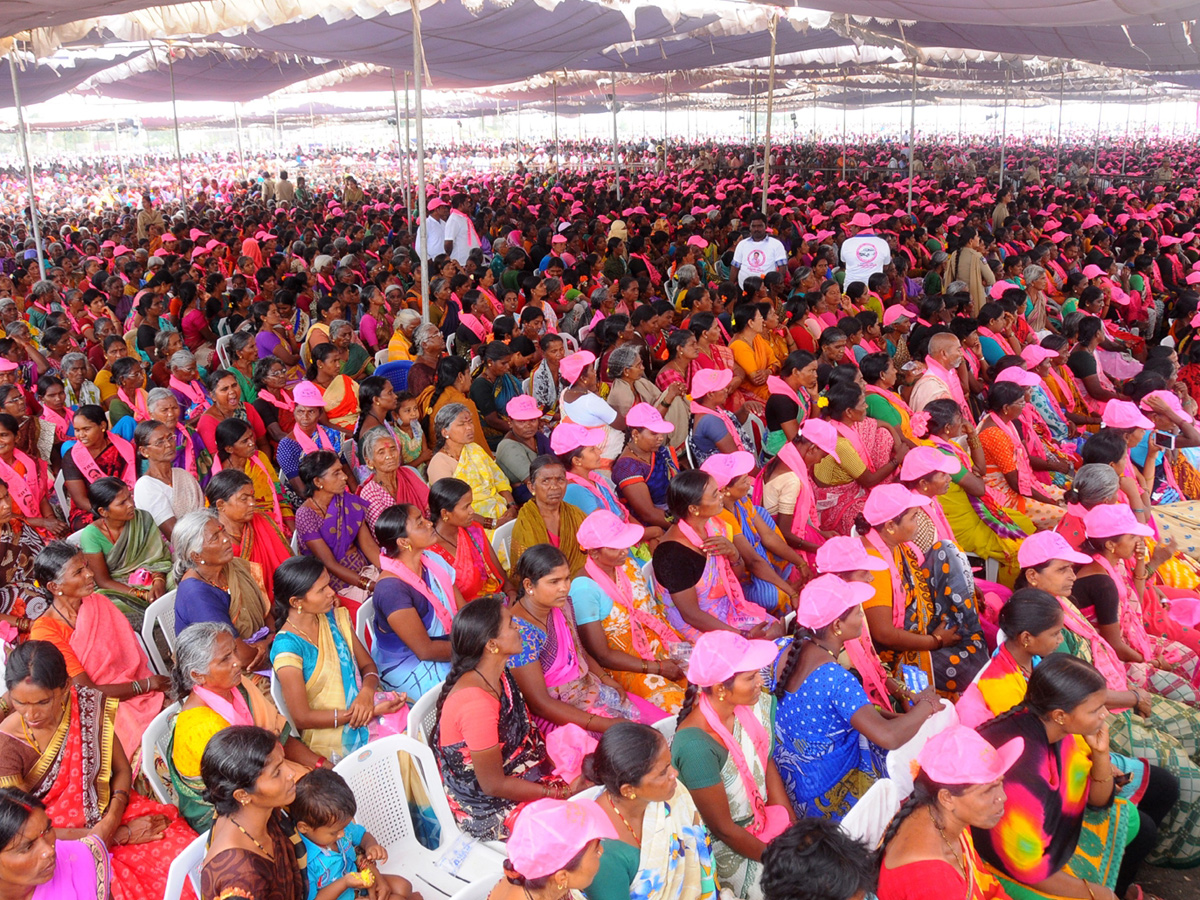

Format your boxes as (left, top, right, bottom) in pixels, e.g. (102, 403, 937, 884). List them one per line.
(231, 815, 274, 860)
(934, 816, 965, 877)
(606, 793, 641, 845)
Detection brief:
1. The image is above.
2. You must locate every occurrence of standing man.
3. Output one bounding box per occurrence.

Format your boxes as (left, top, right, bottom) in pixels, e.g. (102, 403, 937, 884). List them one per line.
(444, 192, 481, 265)
(276, 170, 296, 203)
(840, 212, 890, 290)
(418, 198, 451, 260)
(731, 211, 787, 288)
(260, 170, 276, 203)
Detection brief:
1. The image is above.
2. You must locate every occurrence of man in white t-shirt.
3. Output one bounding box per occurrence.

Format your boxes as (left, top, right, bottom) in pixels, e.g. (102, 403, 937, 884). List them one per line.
(443, 192, 482, 265)
(416, 198, 450, 260)
(731, 211, 787, 288)
(840, 212, 891, 290)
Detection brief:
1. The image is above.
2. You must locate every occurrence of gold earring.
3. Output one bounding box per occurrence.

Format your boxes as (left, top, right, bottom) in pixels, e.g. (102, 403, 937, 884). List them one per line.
(628, 792, 636, 799)
(833, 625, 842, 636)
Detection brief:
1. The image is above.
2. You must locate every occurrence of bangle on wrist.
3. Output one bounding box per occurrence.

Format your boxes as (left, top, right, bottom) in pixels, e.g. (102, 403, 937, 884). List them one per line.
(333, 709, 340, 728)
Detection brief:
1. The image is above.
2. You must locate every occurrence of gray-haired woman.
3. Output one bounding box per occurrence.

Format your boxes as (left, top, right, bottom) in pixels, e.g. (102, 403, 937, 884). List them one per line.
(171, 509, 274, 673)
(605, 344, 688, 443)
(146, 385, 210, 481)
(166, 620, 320, 832)
(426, 403, 516, 529)
(60, 351, 100, 409)
(330, 318, 370, 380)
(357, 425, 431, 533)
(166, 349, 211, 423)
(1024, 263, 1053, 333)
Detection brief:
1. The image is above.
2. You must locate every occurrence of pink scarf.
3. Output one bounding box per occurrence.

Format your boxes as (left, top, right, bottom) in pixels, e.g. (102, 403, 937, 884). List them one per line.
(688, 400, 747, 452)
(41, 405, 69, 441)
(70, 435, 135, 490)
(1092, 554, 1156, 659)
(830, 420, 876, 472)
(1053, 594, 1129, 698)
(922, 493, 955, 543)
(449, 209, 482, 249)
(479, 287, 503, 317)
(170, 375, 209, 413)
(458, 312, 489, 342)
(0, 449, 42, 518)
(771, 442, 817, 546)
(630, 253, 662, 286)
(862, 529, 920, 629)
(922, 354, 973, 424)
(378, 551, 457, 631)
(696, 694, 788, 841)
(981, 413, 1034, 496)
(256, 389, 295, 412)
(192, 684, 253, 726)
(766, 375, 800, 405)
(209, 453, 282, 525)
(863, 384, 914, 417)
(117, 387, 149, 421)
(583, 558, 677, 660)
(293, 424, 335, 454)
(564, 472, 630, 523)
(675, 517, 770, 625)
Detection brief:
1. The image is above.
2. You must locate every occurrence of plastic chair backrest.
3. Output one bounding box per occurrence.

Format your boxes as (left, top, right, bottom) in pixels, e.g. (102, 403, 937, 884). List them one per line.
(560, 333, 579, 353)
(215, 334, 235, 369)
(163, 830, 209, 900)
(375, 348, 390, 366)
(356, 596, 376, 650)
(652, 715, 677, 742)
(140, 589, 177, 676)
(375, 360, 413, 394)
(64, 530, 84, 547)
(406, 681, 444, 744)
(141, 701, 181, 805)
(270, 672, 298, 732)
(53, 470, 69, 516)
(490, 520, 515, 570)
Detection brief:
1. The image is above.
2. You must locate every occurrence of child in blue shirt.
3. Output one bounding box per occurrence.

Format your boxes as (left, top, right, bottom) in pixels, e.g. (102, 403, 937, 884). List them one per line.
(292, 768, 419, 900)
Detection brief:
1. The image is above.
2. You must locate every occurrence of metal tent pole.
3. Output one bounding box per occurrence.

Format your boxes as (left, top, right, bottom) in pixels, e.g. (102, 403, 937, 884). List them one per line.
(1122, 88, 1132, 175)
(390, 69, 407, 207)
(553, 79, 560, 170)
(233, 104, 246, 180)
(515, 100, 521, 157)
(413, 0, 430, 323)
(1054, 69, 1065, 179)
(611, 71, 620, 202)
(404, 72, 413, 231)
(166, 45, 187, 209)
(662, 73, 669, 164)
(760, 13, 778, 215)
(1093, 87, 1105, 169)
(113, 120, 126, 183)
(999, 71, 1009, 190)
(8, 51, 45, 280)
(841, 72, 847, 180)
(907, 57, 916, 213)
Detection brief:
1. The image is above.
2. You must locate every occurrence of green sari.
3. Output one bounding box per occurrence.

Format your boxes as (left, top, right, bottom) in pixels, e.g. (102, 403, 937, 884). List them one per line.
(78, 510, 173, 629)
(341, 343, 373, 379)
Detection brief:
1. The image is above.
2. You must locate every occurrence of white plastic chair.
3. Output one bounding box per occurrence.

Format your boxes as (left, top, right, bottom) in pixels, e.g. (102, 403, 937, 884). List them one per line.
(333, 735, 504, 897)
(490, 519, 515, 570)
(270, 671, 299, 732)
(140, 589, 177, 676)
(356, 595, 376, 650)
(64, 529, 84, 547)
(53, 470, 68, 515)
(141, 701, 181, 805)
(521, 376, 531, 394)
(448, 878, 501, 900)
(215, 334, 235, 369)
(560, 333, 579, 353)
(446, 333, 456, 355)
(163, 830, 208, 900)
(375, 347, 390, 366)
(406, 680, 444, 744)
(652, 715, 677, 743)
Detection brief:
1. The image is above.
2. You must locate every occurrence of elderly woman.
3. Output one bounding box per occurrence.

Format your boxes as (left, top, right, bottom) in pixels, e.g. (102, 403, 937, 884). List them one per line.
(196, 367, 268, 457)
(356, 425, 430, 532)
(330, 317, 371, 380)
(1024, 263, 1055, 332)
(607, 344, 688, 439)
(62, 405, 136, 531)
(132, 420, 202, 541)
(427, 477, 515, 603)
(249, 355, 295, 450)
(271, 557, 408, 762)
(427, 402, 517, 528)
(206, 469, 292, 601)
(166, 349, 211, 423)
(172, 509, 274, 672)
(60, 351, 100, 409)
(0, 641, 194, 900)
(511, 455, 589, 579)
(169, 621, 319, 831)
(295, 450, 381, 600)
(146, 386, 209, 482)
(387, 307, 422, 361)
(405, 321, 444, 397)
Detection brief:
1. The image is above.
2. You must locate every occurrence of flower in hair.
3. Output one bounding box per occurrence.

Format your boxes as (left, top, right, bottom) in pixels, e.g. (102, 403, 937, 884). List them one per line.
(911, 411, 932, 439)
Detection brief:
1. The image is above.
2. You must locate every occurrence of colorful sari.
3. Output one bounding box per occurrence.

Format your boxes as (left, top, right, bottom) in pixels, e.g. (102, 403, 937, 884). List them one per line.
(720, 498, 795, 615)
(323, 374, 360, 430)
(358, 471, 431, 531)
(34, 836, 111, 900)
(227, 513, 291, 601)
(0, 519, 43, 618)
(78, 510, 173, 628)
(426, 523, 506, 601)
(729, 335, 777, 403)
(295, 492, 371, 593)
(0, 686, 197, 900)
(812, 417, 895, 535)
(270, 606, 408, 761)
(613, 446, 678, 525)
(510, 501, 588, 578)
(213, 451, 292, 531)
(979, 413, 1066, 530)
(200, 812, 305, 900)
(877, 830, 1012, 900)
(447, 441, 511, 522)
(64, 441, 134, 530)
(371, 552, 457, 698)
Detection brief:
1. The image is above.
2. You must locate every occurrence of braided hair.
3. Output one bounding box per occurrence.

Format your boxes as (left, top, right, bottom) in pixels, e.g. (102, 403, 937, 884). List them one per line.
(675, 677, 737, 729)
(880, 770, 973, 852)
(430, 594, 506, 750)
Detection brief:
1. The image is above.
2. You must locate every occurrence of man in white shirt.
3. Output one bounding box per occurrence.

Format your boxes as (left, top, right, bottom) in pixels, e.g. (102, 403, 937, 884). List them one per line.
(840, 212, 891, 290)
(731, 211, 787, 288)
(443, 192, 481, 265)
(416, 198, 450, 260)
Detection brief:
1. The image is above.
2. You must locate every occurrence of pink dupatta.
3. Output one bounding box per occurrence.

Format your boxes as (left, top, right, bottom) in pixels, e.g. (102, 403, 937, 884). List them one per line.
(583, 558, 678, 660)
(675, 517, 773, 627)
(0, 449, 44, 518)
(1092, 554, 1157, 659)
(688, 400, 748, 452)
(862, 530, 920, 629)
(70, 435, 135, 489)
(980, 412, 1034, 495)
(192, 684, 254, 726)
(292, 424, 335, 453)
(117, 387, 150, 422)
(923, 355, 973, 424)
(377, 551, 458, 631)
(830, 420, 877, 472)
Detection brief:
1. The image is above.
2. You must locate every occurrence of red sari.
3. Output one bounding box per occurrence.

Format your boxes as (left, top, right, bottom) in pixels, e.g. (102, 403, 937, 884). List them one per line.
(230, 513, 293, 601)
(428, 523, 506, 601)
(0, 686, 197, 900)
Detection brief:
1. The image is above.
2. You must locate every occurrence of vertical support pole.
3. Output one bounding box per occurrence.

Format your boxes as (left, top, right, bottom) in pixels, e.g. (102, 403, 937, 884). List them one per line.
(166, 45, 187, 209)
(1093, 87, 1104, 169)
(404, 72, 412, 230)
(553, 79, 560, 171)
(611, 71, 620, 202)
(233, 104, 246, 180)
(1122, 89, 1132, 176)
(1055, 68, 1065, 182)
(413, 0, 430, 323)
(760, 13, 778, 216)
(390, 68, 408, 218)
(516, 100, 521, 157)
(908, 57, 916, 214)
(8, 50, 44, 280)
(841, 72, 847, 181)
(999, 70, 1009, 190)
(113, 120, 126, 183)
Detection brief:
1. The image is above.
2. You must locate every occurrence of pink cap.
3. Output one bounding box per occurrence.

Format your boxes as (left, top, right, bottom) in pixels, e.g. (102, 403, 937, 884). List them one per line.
(850, 212, 872, 228)
(506, 394, 542, 421)
(686, 235, 709, 248)
(559, 350, 596, 386)
(1101, 399, 1153, 430)
(1020, 344, 1058, 367)
(688, 631, 779, 687)
(507, 799, 617, 879)
(691, 367, 733, 398)
(799, 418, 841, 462)
(1084, 504, 1154, 540)
(994, 366, 1039, 388)
(1186, 271, 1200, 285)
(577, 508, 644, 551)
(1082, 264, 1105, 279)
(1017, 531, 1091, 568)
(989, 280, 1013, 300)
(551, 234, 568, 244)
(292, 380, 326, 408)
(1161, 234, 1182, 247)
(917, 725, 1023, 786)
(1080, 214, 1104, 229)
(815, 536, 889, 574)
(796, 574, 875, 630)
(1140, 389, 1195, 424)
(626, 402, 675, 434)
(0, 358, 17, 372)
(882, 305, 911, 326)
(862, 484, 931, 527)
(700, 450, 755, 488)
(549, 422, 605, 455)
(899, 446, 960, 481)
(426, 198, 447, 211)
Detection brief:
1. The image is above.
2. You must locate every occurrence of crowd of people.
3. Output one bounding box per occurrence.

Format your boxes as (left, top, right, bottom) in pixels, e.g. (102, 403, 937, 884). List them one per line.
(5, 130, 1200, 900)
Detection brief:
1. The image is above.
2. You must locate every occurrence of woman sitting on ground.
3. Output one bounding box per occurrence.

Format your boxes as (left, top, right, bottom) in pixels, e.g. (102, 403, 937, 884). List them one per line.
(427, 477, 516, 603)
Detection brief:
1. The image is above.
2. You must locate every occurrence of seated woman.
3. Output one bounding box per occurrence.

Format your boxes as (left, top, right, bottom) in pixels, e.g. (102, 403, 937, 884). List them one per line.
(572, 509, 686, 715)
(370, 504, 459, 699)
(489, 797, 612, 900)
(224, 331, 260, 402)
(757, 420, 842, 559)
(613, 407, 680, 533)
(979, 380, 1067, 529)
(651, 470, 780, 642)
(166, 349, 212, 424)
(422, 355, 493, 458)
(25, 542, 168, 762)
(249, 355, 296, 453)
(356, 425, 430, 533)
(276, 379, 346, 497)
(61, 351, 101, 410)
(62, 404, 136, 530)
(770, 574, 938, 820)
(511, 456, 588, 579)
(704, 451, 808, 615)
(270, 557, 408, 763)
(585, 722, 724, 900)
(877, 725, 1022, 900)
(426, 403, 517, 530)
(295, 450, 381, 602)
(858, 484, 987, 699)
(686, 368, 755, 467)
(132, 420, 203, 541)
(169, 621, 321, 832)
(0, 480, 42, 626)
(0, 787, 112, 900)
(206, 469, 292, 601)
(212, 417, 294, 535)
(0, 412, 60, 539)
(172, 509, 274, 672)
(427, 477, 515, 603)
(0, 641, 196, 900)
(812, 382, 906, 535)
(607, 345, 689, 449)
(350, 375, 405, 479)
(913, 399, 1033, 584)
(510, 543, 662, 729)
(198, 726, 306, 900)
(672, 630, 794, 900)
(77, 477, 171, 628)
(555, 420, 645, 530)
(195, 368, 268, 456)
(106, 356, 151, 436)
(146, 387, 209, 483)
(307, 341, 360, 432)
(974, 656, 1158, 900)
(433, 595, 569, 840)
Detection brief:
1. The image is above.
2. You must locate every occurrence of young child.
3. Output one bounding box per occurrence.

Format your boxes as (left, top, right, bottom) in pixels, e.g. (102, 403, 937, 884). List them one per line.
(393, 391, 431, 470)
(292, 768, 420, 900)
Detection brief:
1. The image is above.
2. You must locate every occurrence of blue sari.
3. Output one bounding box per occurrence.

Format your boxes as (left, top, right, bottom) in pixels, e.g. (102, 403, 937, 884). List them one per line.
(371, 552, 456, 698)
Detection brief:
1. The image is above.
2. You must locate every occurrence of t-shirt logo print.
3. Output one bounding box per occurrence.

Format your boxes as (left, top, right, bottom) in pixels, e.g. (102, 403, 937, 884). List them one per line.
(747, 248, 767, 268)
(855, 244, 879, 266)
